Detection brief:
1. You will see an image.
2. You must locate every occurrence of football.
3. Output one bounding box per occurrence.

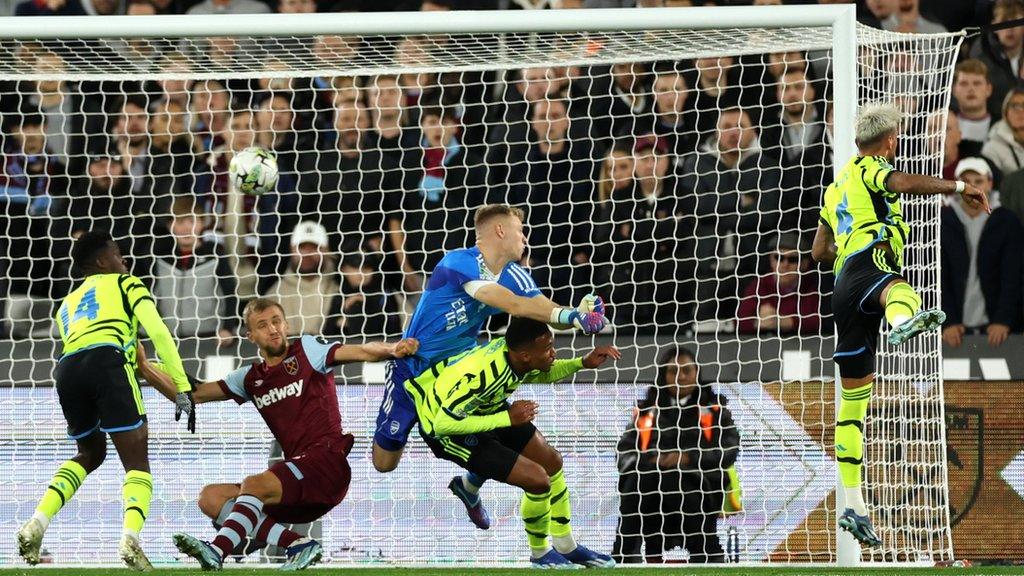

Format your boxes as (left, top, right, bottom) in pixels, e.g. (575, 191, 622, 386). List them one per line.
(229, 147, 279, 196)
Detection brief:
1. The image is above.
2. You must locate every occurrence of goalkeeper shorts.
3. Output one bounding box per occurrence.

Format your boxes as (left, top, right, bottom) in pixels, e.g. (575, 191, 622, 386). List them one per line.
(373, 359, 419, 451)
(831, 245, 903, 379)
(55, 345, 146, 440)
(421, 422, 537, 482)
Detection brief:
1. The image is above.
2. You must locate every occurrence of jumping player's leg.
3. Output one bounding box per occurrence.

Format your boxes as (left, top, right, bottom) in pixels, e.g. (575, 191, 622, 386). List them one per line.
(518, 431, 615, 568)
(881, 278, 945, 345)
(372, 363, 419, 473)
(18, 431, 105, 565)
(109, 424, 155, 571)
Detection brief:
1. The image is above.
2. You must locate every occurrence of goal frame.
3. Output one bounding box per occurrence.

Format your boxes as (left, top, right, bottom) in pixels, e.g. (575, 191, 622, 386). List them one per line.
(0, 5, 952, 566)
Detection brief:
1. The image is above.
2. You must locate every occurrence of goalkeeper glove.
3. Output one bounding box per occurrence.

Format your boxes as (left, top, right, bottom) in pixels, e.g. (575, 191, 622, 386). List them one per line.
(552, 307, 606, 334)
(175, 390, 196, 434)
(577, 293, 606, 316)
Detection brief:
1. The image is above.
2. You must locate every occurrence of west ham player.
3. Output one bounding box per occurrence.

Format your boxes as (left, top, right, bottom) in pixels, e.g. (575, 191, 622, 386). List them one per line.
(373, 204, 607, 530)
(139, 298, 418, 570)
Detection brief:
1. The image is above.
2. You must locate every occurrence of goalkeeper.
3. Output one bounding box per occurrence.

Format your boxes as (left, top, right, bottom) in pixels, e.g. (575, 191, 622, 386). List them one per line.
(16, 231, 194, 571)
(375, 203, 607, 530)
(812, 103, 989, 547)
(405, 316, 619, 568)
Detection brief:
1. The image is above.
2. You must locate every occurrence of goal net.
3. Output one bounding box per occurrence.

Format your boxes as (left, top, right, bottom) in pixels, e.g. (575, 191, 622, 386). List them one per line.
(0, 7, 962, 566)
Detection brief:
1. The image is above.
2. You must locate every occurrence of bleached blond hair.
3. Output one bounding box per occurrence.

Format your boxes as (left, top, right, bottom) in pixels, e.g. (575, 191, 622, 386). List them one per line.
(855, 102, 903, 148)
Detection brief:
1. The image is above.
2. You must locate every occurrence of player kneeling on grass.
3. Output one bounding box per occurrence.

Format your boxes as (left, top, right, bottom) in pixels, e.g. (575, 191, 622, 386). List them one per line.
(139, 297, 418, 571)
(405, 317, 619, 568)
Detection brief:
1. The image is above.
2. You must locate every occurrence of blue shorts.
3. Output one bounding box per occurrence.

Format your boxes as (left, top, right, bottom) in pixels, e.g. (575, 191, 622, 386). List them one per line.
(374, 360, 418, 451)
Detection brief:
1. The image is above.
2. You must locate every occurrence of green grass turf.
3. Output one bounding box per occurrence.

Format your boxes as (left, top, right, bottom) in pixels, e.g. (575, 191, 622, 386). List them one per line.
(0, 568, 1020, 576)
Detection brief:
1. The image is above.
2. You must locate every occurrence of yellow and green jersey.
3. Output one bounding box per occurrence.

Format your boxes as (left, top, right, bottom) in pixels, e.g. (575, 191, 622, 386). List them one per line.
(57, 273, 191, 393)
(820, 155, 910, 276)
(404, 337, 585, 437)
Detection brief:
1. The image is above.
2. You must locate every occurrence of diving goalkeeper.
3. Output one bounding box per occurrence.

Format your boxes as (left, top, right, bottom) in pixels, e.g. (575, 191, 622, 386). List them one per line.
(405, 316, 619, 568)
(812, 103, 989, 547)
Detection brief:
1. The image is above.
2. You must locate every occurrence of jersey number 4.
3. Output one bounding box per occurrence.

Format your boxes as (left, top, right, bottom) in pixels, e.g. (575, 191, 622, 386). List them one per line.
(60, 287, 100, 333)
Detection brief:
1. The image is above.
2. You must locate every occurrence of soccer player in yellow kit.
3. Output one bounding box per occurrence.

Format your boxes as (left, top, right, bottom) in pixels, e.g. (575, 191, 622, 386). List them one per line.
(405, 316, 620, 568)
(812, 104, 989, 547)
(16, 231, 194, 570)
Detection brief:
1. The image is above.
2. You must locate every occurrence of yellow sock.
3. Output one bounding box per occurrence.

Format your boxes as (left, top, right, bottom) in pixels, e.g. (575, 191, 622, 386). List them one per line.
(521, 489, 551, 557)
(35, 460, 88, 525)
(836, 382, 872, 515)
(884, 282, 921, 328)
(548, 470, 576, 554)
(122, 470, 153, 536)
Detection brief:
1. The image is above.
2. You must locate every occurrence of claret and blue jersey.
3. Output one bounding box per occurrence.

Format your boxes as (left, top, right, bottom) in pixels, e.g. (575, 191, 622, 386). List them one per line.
(376, 246, 542, 450)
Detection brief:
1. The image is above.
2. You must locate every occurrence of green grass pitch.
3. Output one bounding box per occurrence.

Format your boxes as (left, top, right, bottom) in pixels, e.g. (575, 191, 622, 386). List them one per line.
(0, 568, 1020, 575)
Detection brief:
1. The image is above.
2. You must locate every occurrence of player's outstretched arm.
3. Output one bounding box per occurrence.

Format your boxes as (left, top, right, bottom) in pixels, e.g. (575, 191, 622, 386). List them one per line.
(812, 222, 836, 264)
(332, 337, 420, 364)
(525, 345, 621, 384)
(887, 172, 990, 213)
(471, 283, 606, 334)
(136, 343, 227, 403)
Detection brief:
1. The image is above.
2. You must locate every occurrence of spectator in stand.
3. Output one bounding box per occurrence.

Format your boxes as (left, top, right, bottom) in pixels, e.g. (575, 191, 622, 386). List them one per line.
(953, 59, 995, 155)
(113, 94, 152, 198)
(186, 0, 268, 14)
(364, 74, 417, 164)
(941, 158, 1022, 349)
(589, 61, 653, 142)
(998, 163, 1024, 224)
(506, 98, 598, 307)
(0, 112, 71, 336)
(15, 0, 85, 16)
(148, 98, 204, 212)
(864, 0, 895, 24)
(296, 98, 400, 268)
(970, 0, 1024, 119)
(148, 198, 238, 347)
(326, 253, 403, 338)
(760, 67, 830, 233)
(23, 52, 82, 168)
(613, 345, 738, 564)
(690, 56, 742, 141)
(65, 155, 148, 245)
(736, 233, 821, 336)
(607, 134, 693, 331)
(930, 109, 964, 183)
(265, 221, 340, 336)
(679, 106, 783, 319)
(881, 0, 946, 33)
(651, 63, 698, 159)
(484, 67, 564, 188)
(982, 87, 1024, 175)
(190, 79, 231, 152)
(392, 103, 487, 278)
(154, 54, 194, 115)
(585, 138, 633, 293)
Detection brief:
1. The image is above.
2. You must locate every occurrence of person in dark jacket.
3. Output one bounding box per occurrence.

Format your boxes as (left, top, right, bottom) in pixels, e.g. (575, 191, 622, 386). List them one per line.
(146, 198, 240, 347)
(613, 345, 739, 564)
(941, 157, 1023, 348)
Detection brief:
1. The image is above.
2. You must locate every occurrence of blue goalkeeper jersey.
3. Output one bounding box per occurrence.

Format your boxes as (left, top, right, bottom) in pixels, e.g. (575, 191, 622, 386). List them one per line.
(397, 246, 542, 377)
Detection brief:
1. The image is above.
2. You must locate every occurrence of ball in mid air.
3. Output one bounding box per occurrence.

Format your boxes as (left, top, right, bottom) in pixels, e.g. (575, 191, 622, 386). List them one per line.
(229, 147, 279, 196)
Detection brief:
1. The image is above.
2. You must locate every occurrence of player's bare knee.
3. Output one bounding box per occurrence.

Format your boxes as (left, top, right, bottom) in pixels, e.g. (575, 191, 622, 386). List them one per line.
(542, 447, 563, 476)
(372, 445, 401, 473)
(239, 474, 274, 501)
(197, 485, 225, 518)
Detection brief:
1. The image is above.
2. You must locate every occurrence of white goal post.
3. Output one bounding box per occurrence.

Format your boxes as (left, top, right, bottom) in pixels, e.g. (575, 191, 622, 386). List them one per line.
(0, 5, 963, 567)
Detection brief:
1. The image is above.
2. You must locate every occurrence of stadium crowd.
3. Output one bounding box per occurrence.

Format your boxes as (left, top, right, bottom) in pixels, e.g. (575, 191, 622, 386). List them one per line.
(0, 0, 1021, 346)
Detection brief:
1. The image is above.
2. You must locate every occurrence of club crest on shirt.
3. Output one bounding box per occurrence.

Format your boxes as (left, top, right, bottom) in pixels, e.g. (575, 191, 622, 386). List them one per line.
(283, 356, 299, 376)
(254, 379, 264, 387)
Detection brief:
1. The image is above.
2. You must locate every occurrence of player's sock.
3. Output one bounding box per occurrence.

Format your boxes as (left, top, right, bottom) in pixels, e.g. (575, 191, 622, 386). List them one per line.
(463, 472, 484, 494)
(211, 494, 263, 559)
(253, 514, 302, 549)
(33, 460, 88, 530)
(836, 382, 872, 516)
(884, 282, 921, 329)
(121, 470, 153, 537)
(548, 469, 577, 554)
(521, 488, 552, 559)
